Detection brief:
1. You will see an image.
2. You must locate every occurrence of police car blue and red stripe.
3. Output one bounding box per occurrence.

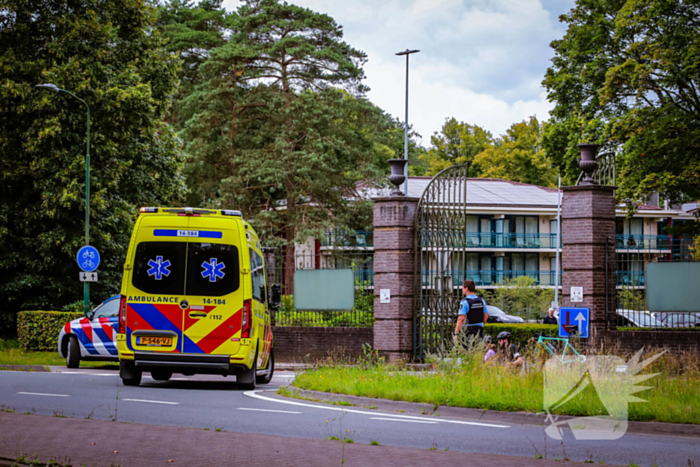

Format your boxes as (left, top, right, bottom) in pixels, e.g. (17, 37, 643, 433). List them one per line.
(58, 296, 120, 368)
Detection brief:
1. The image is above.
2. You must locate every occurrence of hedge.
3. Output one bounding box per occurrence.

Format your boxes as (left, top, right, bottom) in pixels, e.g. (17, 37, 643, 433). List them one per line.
(482, 323, 559, 348)
(17, 311, 83, 351)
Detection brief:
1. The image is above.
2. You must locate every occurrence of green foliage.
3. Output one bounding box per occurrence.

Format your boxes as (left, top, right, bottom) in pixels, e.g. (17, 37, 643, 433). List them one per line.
(474, 117, 557, 188)
(0, 0, 187, 318)
(275, 284, 374, 327)
(617, 288, 645, 311)
(484, 323, 558, 348)
(542, 0, 700, 207)
(17, 311, 83, 352)
(61, 300, 95, 314)
(155, 0, 228, 125)
(487, 276, 556, 321)
(419, 118, 494, 176)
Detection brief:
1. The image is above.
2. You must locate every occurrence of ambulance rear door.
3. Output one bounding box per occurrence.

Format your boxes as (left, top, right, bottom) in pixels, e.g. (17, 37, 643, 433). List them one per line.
(181, 215, 244, 355)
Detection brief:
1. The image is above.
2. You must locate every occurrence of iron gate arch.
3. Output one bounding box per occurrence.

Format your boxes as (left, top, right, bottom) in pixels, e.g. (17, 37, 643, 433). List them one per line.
(413, 164, 470, 359)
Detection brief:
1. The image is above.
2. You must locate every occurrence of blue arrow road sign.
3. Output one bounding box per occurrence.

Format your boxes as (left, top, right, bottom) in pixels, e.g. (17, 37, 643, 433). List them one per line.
(559, 307, 590, 338)
(76, 245, 100, 272)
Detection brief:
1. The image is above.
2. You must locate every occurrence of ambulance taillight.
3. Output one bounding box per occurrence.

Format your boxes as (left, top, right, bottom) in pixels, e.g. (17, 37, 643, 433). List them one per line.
(119, 295, 127, 334)
(241, 299, 252, 338)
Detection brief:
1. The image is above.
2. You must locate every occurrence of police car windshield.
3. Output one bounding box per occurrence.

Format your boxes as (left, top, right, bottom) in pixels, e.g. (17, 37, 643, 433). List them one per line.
(132, 242, 239, 297)
(93, 298, 120, 318)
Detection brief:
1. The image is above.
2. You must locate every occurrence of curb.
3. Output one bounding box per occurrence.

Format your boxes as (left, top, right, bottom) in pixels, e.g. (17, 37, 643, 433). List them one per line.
(0, 364, 49, 372)
(284, 386, 700, 438)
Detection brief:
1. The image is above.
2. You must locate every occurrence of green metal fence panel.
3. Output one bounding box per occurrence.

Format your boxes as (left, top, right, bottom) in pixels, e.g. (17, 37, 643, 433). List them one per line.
(646, 262, 700, 312)
(293, 269, 355, 311)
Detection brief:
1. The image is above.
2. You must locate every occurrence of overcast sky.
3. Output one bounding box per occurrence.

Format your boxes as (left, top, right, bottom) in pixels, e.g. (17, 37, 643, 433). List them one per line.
(221, 0, 577, 145)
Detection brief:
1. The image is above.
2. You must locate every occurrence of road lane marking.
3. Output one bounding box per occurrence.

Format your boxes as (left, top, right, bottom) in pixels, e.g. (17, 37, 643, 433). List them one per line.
(238, 408, 302, 414)
(18, 392, 69, 397)
(122, 399, 179, 405)
(243, 391, 509, 428)
(371, 417, 438, 424)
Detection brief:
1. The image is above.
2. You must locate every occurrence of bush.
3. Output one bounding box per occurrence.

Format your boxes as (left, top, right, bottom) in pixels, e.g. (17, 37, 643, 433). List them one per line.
(17, 311, 83, 351)
(483, 323, 558, 348)
(483, 276, 556, 321)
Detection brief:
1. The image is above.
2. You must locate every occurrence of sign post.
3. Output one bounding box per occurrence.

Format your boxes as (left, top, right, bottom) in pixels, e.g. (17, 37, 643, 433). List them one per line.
(76, 245, 100, 315)
(559, 307, 590, 338)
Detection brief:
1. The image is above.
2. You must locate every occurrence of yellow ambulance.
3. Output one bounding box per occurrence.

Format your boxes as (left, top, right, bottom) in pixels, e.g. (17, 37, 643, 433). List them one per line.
(116, 207, 273, 389)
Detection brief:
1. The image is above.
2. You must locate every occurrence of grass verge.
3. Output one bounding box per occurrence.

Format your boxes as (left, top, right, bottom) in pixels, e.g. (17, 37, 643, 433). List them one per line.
(0, 339, 117, 369)
(292, 344, 700, 425)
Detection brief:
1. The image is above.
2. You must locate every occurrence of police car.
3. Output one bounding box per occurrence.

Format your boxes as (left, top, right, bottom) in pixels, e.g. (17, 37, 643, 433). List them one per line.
(58, 296, 120, 368)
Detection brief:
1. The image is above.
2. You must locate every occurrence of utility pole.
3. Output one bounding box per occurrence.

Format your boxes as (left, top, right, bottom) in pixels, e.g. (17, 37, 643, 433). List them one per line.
(37, 84, 92, 315)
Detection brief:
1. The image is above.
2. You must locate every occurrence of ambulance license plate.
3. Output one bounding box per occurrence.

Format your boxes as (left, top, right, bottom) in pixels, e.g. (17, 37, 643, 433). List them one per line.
(137, 336, 172, 346)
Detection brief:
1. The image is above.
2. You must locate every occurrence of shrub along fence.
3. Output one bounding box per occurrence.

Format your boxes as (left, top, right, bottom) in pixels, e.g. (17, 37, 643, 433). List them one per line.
(17, 311, 82, 351)
(270, 250, 374, 328)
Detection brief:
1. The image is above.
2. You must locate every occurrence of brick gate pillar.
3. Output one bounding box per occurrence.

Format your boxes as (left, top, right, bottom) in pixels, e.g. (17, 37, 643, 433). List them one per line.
(561, 185, 616, 343)
(372, 196, 419, 363)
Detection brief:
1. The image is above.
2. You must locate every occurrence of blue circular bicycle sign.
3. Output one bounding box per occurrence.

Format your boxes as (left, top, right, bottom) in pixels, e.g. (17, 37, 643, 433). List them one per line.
(76, 246, 100, 272)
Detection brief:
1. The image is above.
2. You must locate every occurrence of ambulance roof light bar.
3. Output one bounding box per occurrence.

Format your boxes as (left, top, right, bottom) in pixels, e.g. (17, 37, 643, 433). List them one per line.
(139, 207, 158, 213)
(162, 208, 214, 216)
(221, 210, 242, 217)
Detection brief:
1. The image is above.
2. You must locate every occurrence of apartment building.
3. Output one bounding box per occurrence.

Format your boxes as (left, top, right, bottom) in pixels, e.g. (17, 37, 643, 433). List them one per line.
(300, 177, 696, 290)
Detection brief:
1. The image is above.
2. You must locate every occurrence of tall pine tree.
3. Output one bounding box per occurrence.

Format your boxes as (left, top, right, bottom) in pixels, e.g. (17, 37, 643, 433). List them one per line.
(182, 0, 388, 293)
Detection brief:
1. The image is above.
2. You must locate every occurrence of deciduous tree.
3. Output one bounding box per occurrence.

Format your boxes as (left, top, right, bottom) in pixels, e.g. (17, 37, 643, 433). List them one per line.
(543, 0, 700, 207)
(0, 0, 186, 331)
(419, 118, 493, 177)
(474, 117, 557, 188)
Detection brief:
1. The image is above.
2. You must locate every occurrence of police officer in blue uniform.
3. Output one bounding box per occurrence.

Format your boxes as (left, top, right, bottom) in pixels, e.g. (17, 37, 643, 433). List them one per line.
(454, 279, 489, 341)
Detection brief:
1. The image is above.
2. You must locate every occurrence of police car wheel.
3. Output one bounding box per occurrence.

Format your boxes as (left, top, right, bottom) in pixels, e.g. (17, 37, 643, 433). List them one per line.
(151, 370, 172, 381)
(66, 336, 80, 369)
(120, 362, 142, 386)
(256, 349, 274, 385)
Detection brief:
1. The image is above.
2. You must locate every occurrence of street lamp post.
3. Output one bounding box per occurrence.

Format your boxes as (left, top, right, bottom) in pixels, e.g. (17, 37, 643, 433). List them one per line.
(395, 49, 419, 196)
(36, 84, 92, 315)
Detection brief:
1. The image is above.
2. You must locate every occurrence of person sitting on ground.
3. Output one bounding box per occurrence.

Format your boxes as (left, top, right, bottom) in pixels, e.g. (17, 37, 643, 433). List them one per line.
(484, 343, 497, 363)
(543, 307, 558, 325)
(497, 331, 523, 367)
(482, 335, 496, 362)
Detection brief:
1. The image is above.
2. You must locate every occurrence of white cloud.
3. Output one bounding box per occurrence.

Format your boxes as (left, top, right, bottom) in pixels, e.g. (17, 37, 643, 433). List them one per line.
(221, 0, 575, 139)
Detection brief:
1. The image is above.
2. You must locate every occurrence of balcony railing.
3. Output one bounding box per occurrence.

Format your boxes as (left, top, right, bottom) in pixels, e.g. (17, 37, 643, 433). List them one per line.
(421, 270, 562, 287)
(321, 231, 373, 248)
(615, 235, 673, 250)
(421, 232, 561, 249)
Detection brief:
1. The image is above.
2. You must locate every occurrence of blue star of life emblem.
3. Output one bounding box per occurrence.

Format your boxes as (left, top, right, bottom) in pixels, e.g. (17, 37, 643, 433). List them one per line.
(201, 258, 225, 282)
(147, 256, 171, 280)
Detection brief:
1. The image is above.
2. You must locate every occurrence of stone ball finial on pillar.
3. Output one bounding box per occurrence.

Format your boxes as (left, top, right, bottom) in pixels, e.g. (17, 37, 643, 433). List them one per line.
(578, 143, 600, 186)
(388, 159, 407, 196)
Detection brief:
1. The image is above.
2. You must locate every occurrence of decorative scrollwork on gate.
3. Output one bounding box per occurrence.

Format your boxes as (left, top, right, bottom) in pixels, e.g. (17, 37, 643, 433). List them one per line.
(413, 164, 469, 359)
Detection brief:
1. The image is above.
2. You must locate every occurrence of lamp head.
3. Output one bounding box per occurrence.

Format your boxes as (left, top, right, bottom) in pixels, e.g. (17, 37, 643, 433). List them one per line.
(395, 49, 420, 56)
(36, 84, 61, 92)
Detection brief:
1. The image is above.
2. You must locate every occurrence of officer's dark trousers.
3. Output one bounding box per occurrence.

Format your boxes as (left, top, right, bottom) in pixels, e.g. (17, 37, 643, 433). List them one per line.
(466, 326, 484, 338)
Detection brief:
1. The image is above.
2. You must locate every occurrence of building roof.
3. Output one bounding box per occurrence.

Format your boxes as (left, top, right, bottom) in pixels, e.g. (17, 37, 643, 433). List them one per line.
(360, 177, 689, 217)
(365, 177, 560, 207)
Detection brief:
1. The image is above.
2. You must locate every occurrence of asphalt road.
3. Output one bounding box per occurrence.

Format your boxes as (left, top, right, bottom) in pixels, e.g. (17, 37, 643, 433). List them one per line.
(1, 368, 698, 467)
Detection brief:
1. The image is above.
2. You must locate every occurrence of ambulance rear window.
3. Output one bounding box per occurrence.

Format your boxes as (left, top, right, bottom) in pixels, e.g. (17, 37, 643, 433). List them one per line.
(185, 243, 240, 297)
(132, 242, 187, 295)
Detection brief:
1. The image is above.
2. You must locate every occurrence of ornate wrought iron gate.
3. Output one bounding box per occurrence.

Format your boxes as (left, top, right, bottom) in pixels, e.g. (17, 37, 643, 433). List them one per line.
(414, 164, 469, 359)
